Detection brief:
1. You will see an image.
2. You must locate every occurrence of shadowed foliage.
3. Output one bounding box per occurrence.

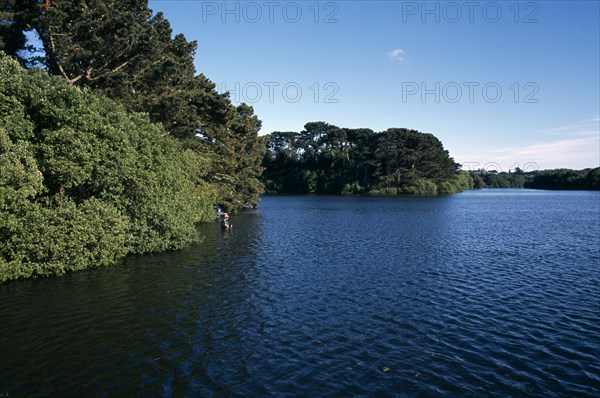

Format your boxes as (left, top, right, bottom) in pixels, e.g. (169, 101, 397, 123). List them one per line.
(1, 0, 264, 211)
(263, 122, 470, 195)
(0, 54, 217, 282)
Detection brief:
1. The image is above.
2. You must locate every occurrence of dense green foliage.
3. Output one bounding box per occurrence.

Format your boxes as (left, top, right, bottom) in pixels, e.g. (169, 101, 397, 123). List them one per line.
(0, 55, 218, 282)
(1, 0, 264, 210)
(0, 0, 264, 282)
(471, 168, 600, 190)
(526, 168, 600, 190)
(263, 122, 469, 195)
(472, 169, 529, 188)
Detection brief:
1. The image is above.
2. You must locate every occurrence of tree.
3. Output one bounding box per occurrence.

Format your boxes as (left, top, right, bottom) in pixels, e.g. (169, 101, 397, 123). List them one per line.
(2, 0, 264, 211)
(0, 54, 217, 282)
(211, 103, 264, 210)
(262, 122, 463, 195)
(0, 1, 27, 59)
(373, 128, 458, 191)
(525, 168, 599, 190)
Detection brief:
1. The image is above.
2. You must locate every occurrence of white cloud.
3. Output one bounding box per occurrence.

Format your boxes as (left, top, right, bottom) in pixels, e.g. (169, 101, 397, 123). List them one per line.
(457, 135, 600, 171)
(457, 118, 600, 171)
(387, 48, 406, 62)
(536, 117, 600, 137)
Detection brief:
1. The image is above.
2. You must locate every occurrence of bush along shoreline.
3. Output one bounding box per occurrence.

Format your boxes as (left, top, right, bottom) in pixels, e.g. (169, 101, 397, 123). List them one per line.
(0, 55, 217, 282)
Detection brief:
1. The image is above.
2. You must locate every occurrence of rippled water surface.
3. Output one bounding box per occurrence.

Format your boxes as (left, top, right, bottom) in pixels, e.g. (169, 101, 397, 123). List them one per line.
(1, 190, 599, 397)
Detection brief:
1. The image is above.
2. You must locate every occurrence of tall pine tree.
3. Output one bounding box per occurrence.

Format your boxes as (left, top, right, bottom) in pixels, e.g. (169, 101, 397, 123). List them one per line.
(2, 0, 264, 210)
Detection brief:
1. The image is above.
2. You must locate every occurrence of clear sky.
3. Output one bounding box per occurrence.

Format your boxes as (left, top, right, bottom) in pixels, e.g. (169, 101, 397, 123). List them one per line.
(149, 0, 600, 171)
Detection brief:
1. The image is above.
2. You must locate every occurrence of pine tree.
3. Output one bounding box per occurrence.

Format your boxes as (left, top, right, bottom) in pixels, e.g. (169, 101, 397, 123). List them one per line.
(2, 0, 265, 210)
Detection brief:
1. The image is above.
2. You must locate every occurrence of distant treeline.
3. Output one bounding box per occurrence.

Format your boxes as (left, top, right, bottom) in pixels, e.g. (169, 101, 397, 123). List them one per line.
(262, 123, 600, 194)
(471, 168, 600, 190)
(263, 122, 473, 195)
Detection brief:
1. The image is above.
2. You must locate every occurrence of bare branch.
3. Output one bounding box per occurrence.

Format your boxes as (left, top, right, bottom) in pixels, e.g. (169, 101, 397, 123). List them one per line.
(47, 26, 72, 82)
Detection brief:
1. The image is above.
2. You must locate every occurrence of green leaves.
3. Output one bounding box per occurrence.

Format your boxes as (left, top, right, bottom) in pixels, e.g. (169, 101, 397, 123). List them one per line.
(3, 0, 265, 212)
(39, 126, 99, 192)
(0, 197, 128, 281)
(263, 122, 463, 195)
(0, 54, 216, 282)
(1, 0, 267, 281)
(0, 131, 42, 199)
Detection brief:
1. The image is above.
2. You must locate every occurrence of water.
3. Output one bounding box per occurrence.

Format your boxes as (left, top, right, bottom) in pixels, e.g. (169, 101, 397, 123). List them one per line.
(1, 189, 599, 397)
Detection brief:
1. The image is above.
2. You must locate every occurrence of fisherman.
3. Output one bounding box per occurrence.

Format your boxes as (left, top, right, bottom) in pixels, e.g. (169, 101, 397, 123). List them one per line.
(221, 213, 233, 230)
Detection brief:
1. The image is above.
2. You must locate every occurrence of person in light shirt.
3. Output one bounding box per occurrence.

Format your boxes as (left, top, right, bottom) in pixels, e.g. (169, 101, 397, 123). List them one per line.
(221, 213, 233, 230)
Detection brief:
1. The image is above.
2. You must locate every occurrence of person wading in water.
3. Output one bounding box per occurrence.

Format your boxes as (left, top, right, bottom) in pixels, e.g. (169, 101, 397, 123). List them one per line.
(221, 213, 233, 230)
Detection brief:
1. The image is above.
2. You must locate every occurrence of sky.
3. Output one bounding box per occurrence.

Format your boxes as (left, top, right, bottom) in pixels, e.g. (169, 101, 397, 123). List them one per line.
(149, 0, 600, 171)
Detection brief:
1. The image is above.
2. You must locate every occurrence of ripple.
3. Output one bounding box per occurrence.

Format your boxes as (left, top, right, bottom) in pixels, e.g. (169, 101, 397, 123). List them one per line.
(1, 191, 599, 397)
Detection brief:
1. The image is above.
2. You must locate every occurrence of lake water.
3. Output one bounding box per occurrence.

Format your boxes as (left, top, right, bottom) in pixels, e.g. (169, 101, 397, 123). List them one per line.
(1, 189, 599, 397)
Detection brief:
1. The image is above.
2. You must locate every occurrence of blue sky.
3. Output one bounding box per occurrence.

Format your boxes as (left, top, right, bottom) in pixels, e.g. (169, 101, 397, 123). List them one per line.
(149, 0, 600, 171)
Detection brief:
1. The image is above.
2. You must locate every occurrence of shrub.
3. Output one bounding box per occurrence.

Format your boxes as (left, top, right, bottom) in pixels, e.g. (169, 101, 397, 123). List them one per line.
(368, 187, 398, 195)
(0, 54, 216, 282)
(405, 179, 438, 195)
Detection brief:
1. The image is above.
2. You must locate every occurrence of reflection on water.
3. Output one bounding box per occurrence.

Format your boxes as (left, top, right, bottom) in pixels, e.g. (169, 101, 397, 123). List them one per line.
(1, 190, 599, 397)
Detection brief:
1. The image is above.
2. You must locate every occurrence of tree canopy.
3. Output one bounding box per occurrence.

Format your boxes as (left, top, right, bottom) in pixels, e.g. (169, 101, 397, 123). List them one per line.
(1, 0, 264, 210)
(470, 168, 600, 190)
(263, 122, 471, 195)
(0, 54, 216, 282)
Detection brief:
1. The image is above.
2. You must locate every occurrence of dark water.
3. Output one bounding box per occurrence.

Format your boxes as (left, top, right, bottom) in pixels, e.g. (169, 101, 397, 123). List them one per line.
(1, 190, 599, 397)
